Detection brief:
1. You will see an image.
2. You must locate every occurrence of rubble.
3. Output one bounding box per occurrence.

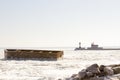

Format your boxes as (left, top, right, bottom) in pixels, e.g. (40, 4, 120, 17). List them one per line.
(66, 64, 120, 80)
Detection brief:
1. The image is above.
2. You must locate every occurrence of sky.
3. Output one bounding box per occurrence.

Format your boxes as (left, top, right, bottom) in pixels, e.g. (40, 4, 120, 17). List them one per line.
(0, 0, 120, 47)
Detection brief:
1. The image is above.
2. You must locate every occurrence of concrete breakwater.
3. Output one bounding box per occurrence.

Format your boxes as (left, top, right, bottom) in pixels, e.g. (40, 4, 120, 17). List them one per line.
(66, 64, 120, 80)
(4, 49, 64, 60)
(75, 42, 120, 50)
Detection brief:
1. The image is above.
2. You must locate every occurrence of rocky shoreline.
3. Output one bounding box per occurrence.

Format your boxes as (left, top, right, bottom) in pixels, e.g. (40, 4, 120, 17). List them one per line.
(65, 64, 120, 80)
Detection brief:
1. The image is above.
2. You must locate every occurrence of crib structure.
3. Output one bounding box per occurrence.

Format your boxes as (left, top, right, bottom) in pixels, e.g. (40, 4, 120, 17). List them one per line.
(4, 49, 64, 60)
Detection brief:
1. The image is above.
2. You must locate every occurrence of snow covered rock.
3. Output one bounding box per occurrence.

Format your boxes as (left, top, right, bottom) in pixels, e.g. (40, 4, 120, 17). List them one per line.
(66, 64, 120, 80)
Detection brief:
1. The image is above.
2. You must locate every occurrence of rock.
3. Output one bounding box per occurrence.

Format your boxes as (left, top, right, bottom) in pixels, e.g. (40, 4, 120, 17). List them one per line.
(66, 77, 79, 80)
(99, 65, 106, 71)
(108, 64, 120, 68)
(78, 69, 87, 79)
(104, 67, 114, 75)
(71, 74, 79, 80)
(112, 67, 120, 74)
(99, 65, 114, 76)
(99, 65, 106, 76)
(105, 76, 119, 80)
(71, 74, 78, 78)
(89, 76, 104, 80)
(66, 64, 120, 80)
(95, 77, 104, 80)
(83, 76, 104, 80)
(72, 77, 79, 80)
(86, 64, 100, 74)
(86, 72, 94, 77)
(114, 74, 120, 79)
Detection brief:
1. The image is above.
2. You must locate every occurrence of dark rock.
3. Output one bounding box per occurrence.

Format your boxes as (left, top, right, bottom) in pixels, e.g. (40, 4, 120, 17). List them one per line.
(66, 64, 120, 80)
(66, 77, 79, 80)
(86, 64, 100, 74)
(71, 74, 78, 78)
(71, 74, 79, 80)
(78, 69, 87, 79)
(89, 76, 104, 80)
(83, 76, 104, 80)
(99, 65, 106, 76)
(72, 77, 80, 80)
(112, 67, 120, 74)
(99, 65, 106, 71)
(103, 67, 114, 75)
(108, 64, 120, 68)
(86, 72, 94, 77)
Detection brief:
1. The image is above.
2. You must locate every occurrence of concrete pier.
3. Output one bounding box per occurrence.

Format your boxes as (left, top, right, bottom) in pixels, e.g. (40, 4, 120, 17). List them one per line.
(4, 49, 64, 60)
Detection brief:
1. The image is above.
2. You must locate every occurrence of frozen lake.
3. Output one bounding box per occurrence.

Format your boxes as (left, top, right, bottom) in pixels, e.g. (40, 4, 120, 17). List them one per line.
(0, 48, 120, 80)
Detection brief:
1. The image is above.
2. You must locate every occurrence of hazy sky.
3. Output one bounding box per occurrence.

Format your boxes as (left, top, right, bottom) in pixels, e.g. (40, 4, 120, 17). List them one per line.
(0, 0, 120, 47)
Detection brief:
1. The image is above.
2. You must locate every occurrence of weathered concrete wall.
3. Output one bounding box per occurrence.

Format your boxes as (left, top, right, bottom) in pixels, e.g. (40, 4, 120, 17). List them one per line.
(4, 49, 63, 60)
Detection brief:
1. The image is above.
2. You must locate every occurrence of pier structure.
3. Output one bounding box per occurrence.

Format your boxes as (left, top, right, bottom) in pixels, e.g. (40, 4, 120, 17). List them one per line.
(75, 42, 120, 50)
(4, 49, 64, 60)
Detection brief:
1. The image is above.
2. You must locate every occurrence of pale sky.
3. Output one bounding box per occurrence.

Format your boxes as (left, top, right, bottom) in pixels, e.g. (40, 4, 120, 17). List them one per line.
(0, 0, 120, 47)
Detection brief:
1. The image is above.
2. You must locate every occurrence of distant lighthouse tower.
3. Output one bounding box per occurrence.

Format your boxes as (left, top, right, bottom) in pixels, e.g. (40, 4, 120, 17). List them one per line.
(79, 42, 81, 48)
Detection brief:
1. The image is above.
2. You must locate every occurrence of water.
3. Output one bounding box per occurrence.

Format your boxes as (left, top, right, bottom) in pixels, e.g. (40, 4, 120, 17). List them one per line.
(0, 48, 120, 80)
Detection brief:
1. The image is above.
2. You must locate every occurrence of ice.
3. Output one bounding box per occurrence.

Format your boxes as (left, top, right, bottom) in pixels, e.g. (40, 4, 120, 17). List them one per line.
(0, 49, 120, 80)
